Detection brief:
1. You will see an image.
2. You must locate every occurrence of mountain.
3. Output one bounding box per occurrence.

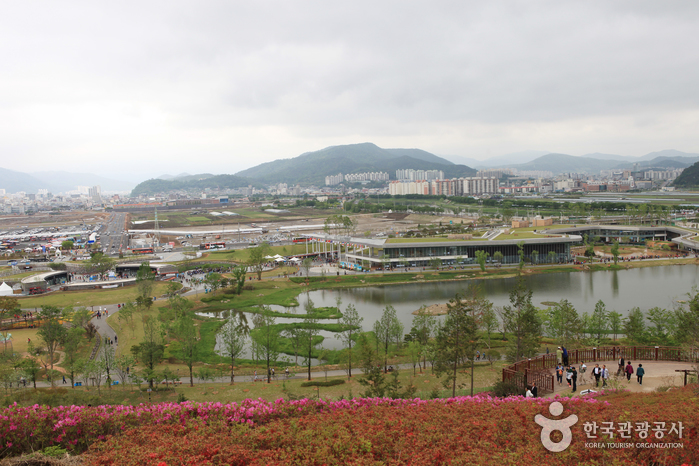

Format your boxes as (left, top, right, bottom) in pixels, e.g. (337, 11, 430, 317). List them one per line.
(130, 174, 259, 197)
(671, 161, 699, 187)
(510, 153, 620, 174)
(613, 156, 699, 170)
(234, 142, 476, 185)
(384, 149, 454, 165)
(0, 168, 49, 193)
(582, 152, 633, 162)
(157, 173, 193, 181)
(31, 171, 133, 192)
(638, 149, 699, 161)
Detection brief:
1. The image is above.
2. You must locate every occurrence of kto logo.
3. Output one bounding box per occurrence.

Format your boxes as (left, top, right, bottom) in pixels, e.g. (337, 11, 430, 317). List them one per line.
(535, 401, 579, 452)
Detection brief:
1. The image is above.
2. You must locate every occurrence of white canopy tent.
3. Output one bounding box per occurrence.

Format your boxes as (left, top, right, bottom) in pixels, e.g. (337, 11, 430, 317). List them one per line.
(0, 282, 12, 296)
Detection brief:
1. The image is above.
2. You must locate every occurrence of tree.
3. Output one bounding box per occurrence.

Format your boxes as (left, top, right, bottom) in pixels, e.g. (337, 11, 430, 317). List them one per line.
(37, 306, 67, 387)
(232, 265, 247, 295)
(61, 240, 74, 250)
(646, 307, 675, 345)
(481, 302, 498, 346)
(610, 240, 620, 265)
(89, 252, 115, 276)
(435, 293, 482, 397)
(548, 250, 558, 264)
(20, 357, 41, 389)
(590, 300, 609, 342)
(501, 277, 541, 362)
(493, 251, 504, 265)
(429, 257, 442, 270)
(250, 307, 279, 384)
(374, 305, 404, 373)
(136, 262, 155, 310)
(139, 315, 165, 388)
(381, 254, 392, 272)
(324, 214, 357, 237)
(62, 326, 85, 388)
(339, 304, 363, 379)
(407, 340, 422, 376)
(301, 258, 313, 278)
(300, 299, 321, 380)
(675, 290, 699, 349)
(545, 299, 582, 346)
(475, 250, 489, 272)
(117, 302, 136, 340)
(204, 272, 223, 295)
(608, 311, 623, 341)
(623, 307, 646, 343)
(406, 310, 437, 370)
(0, 297, 19, 351)
(517, 241, 525, 272)
(531, 250, 539, 265)
(502, 208, 514, 225)
(176, 314, 199, 386)
(114, 354, 135, 387)
(217, 314, 248, 384)
(247, 243, 271, 280)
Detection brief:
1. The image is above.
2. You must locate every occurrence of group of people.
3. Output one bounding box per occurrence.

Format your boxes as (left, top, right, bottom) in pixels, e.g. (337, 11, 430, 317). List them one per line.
(555, 364, 579, 392)
(617, 356, 645, 384)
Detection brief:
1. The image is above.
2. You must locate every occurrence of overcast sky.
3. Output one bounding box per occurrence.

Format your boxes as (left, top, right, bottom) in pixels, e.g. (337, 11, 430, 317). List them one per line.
(1, 1, 698, 181)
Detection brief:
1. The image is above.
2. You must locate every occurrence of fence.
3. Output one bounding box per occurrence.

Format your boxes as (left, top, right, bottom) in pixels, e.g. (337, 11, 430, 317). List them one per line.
(502, 346, 699, 394)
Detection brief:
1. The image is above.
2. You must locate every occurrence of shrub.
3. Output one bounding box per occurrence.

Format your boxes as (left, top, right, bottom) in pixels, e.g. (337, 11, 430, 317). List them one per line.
(491, 380, 522, 397)
(300, 379, 345, 388)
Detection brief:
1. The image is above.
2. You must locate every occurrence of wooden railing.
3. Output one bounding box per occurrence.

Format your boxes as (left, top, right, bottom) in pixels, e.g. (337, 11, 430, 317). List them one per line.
(502, 346, 699, 394)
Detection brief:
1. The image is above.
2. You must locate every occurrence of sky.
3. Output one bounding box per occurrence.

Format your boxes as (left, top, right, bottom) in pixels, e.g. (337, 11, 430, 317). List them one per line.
(1, 1, 699, 182)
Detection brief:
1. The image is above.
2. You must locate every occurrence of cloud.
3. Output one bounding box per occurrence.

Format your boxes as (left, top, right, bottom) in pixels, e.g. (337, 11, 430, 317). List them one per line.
(0, 1, 698, 180)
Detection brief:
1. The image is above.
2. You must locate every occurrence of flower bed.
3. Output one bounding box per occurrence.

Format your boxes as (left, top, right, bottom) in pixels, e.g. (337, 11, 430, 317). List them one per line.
(2, 388, 698, 465)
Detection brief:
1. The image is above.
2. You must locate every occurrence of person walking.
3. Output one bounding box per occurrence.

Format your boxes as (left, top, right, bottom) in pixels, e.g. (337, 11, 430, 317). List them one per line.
(556, 347, 563, 365)
(636, 364, 645, 384)
(617, 356, 625, 376)
(531, 382, 538, 397)
(556, 364, 563, 385)
(593, 364, 601, 387)
(602, 365, 609, 387)
(625, 361, 634, 382)
(571, 366, 578, 393)
(566, 366, 573, 387)
(562, 347, 569, 366)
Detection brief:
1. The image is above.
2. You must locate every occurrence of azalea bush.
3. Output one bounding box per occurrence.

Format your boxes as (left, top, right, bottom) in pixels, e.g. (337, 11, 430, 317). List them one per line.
(1, 387, 697, 465)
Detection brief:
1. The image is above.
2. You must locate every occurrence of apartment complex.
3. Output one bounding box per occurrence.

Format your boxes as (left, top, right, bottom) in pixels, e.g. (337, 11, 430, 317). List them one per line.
(388, 177, 498, 196)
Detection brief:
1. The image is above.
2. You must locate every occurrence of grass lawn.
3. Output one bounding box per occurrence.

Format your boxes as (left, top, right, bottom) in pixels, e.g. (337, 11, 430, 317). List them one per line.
(186, 216, 212, 222)
(1, 328, 41, 354)
(0, 271, 43, 281)
(197, 244, 315, 263)
(16, 282, 178, 309)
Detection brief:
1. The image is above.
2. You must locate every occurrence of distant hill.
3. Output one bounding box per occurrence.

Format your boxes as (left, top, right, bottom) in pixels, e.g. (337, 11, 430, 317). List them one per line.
(637, 149, 699, 161)
(31, 171, 133, 192)
(509, 153, 620, 174)
(671, 161, 699, 188)
(582, 152, 633, 162)
(234, 142, 476, 185)
(130, 174, 259, 197)
(0, 167, 48, 193)
(613, 156, 699, 170)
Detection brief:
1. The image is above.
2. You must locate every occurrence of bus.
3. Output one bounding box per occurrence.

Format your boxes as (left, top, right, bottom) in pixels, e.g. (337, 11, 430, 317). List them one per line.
(292, 237, 309, 243)
(131, 247, 154, 254)
(200, 242, 226, 250)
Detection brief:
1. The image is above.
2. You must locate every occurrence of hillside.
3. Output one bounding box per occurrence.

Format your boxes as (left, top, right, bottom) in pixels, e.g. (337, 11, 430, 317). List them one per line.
(130, 174, 259, 196)
(671, 160, 699, 187)
(234, 142, 476, 185)
(511, 153, 620, 174)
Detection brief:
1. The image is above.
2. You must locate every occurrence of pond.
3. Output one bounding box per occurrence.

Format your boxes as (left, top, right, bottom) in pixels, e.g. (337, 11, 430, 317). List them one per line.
(209, 264, 699, 352)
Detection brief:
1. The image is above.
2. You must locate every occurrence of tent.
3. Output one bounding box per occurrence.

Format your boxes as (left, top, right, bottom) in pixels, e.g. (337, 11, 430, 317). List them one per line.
(0, 282, 12, 296)
(289, 257, 301, 262)
(275, 258, 286, 262)
(264, 255, 274, 259)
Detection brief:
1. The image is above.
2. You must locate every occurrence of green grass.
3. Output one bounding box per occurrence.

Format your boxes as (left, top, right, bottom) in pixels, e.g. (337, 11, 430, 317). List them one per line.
(386, 237, 482, 243)
(186, 216, 212, 222)
(17, 282, 180, 309)
(197, 244, 316, 263)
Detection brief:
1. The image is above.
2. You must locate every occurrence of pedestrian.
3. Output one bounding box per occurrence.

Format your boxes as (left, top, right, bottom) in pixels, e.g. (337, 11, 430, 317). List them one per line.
(556, 364, 563, 385)
(637, 364, 645, 384)
(546, 347, 549, 355)
(566, 366, 573, 387)
(62, 375, 66, 384)
(571, 366, 578, 392)
(114, 335, 117, 344)
(617, 356, 625, 376)
(556, 347, 563, 365)
(602, 365, 609, 387)
(531, 381, 538, 397)
(562, 347, 569, 366)
(593, 364, 601, 387)
(525, 386, 533, 398)
(625, 361, 634, 382)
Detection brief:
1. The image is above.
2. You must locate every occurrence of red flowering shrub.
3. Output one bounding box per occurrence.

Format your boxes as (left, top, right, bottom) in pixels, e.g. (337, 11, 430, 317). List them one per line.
(84, 387, 699, 466)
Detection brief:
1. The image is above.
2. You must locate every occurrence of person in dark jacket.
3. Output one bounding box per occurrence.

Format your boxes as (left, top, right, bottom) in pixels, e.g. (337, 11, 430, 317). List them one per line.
(625, 361, 634, 382)
(571, 367, 578, 392)
(531, 382, 538, 397)
(636, 364, 645, 384)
